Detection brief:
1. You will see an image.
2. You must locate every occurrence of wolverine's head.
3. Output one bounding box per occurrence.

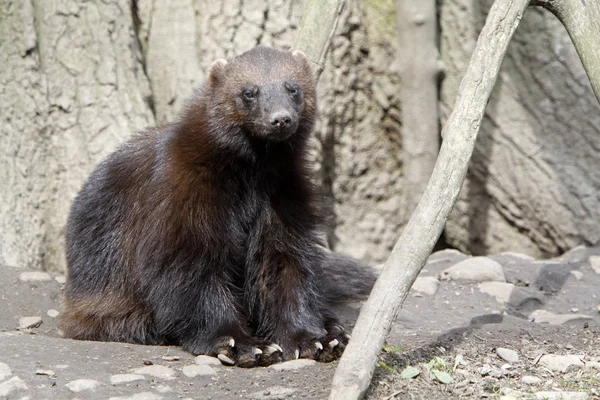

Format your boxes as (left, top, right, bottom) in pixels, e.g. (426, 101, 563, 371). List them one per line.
(206, 46, 317, 143)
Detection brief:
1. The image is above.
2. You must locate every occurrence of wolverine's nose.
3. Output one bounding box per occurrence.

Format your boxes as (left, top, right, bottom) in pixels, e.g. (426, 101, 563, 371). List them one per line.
(270, 111, 292, 129)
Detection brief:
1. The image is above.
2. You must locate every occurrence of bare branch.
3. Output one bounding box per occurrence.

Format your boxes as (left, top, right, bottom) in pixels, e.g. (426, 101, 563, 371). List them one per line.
(329, 0, 531, 398)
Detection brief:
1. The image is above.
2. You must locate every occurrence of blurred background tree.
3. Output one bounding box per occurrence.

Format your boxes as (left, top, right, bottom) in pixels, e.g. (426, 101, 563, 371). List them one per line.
(1, 0, 599, 272)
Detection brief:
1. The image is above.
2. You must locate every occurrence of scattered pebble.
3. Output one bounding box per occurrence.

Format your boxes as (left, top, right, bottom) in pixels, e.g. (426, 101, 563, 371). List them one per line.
(155, 385, 172, 393)
(569, 270, 583, 280)
(46, 309, 60, 318)
(268, 359, 316, 371)
(194, 355, 221, 366)
(160, 355, 180, 362)
(0, 362, 12, 381)
(440, 257, 506, 282)
(588, 256, 600, 274)
(54, 275, 66, 284)
(479, 364, 492, 376)
(522, 375, 542, 385)
(0, 376, 28, 397)
(19, 316, 42, 330)
(478, 282, 514, 303)
(534, 391, 589, 400)
(19, 271, 51, 282)
(496, 347, 519, 364)
(35, 369, 55, 377)
(182, 364, 216, 378)
(110, 374, 146, 385)
(133, 365, 175, 380)
(65, 379, 100, 393)
(250, 386, 296, 399)
(530, 310, 593, 325)
(109, 392, 163, 400)
(538, 354, 584, 373)
(411, 277, 440, 296)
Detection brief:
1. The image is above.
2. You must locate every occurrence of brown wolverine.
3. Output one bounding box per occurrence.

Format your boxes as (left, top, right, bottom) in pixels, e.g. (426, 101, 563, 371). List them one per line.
(62, 46, 374, 367)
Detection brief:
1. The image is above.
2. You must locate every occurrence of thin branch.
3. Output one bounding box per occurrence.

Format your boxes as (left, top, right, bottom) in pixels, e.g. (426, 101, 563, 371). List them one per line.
(329, 0, 531, 398)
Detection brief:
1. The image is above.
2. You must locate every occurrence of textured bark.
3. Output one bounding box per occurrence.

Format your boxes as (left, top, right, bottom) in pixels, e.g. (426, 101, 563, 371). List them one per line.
(396, 0, 439, 219)
(330, 0, 530, 398)
(440, 0, 600, 257)
(0, 0, 153, 271)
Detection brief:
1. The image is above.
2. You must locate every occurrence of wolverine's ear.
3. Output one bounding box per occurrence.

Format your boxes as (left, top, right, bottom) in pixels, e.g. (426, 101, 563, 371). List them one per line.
(292, 50, 307, 62)
(208, 59, 228, 84)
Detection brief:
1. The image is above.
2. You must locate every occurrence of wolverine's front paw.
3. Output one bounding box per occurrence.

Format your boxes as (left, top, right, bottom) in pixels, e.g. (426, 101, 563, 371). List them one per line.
(210, 336, 284, 368)
(288, 325, 349, 363)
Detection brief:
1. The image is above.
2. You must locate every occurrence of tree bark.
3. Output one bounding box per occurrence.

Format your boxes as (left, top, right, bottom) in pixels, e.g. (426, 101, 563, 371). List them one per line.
(294, 0, 346, 81)
(532, 0, 600, 102)
(396, 0, 439, 220)
(329, 0, 530, 398)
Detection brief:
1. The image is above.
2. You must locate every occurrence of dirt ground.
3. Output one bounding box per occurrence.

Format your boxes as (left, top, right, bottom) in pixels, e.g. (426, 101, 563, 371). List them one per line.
(1, 245, 599, 399)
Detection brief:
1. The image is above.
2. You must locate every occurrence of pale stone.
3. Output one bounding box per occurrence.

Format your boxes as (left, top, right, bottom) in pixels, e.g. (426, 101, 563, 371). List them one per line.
(0, 376, 27, 397)
(133, 365, 175, 380)
(411, 277, 439, 296)
(47, 309, 60, 318)
(496, 347, 519, 364)
(530, 310, 593, 325)
(19, 316, 42, 329)
(569, 270, 583, 280)
(19, 271, 51, 282)
(109, 392, 163, 400)
(55, 276, 67, 284)
(522, 375, 542, 385)
(65, 379, 100, 392)
(535, 391, 589, 400)
(268, 359, 317, 371)
(194, 355, 221, 366)
(182, 364, 216, 378)
(0, 362, 11, 381)
(441, 257, 506, 282)
(589, 256, 600, 274)
(479, 282, 514, 303)
(538, 354, 584, 373)
(110, 374, 146, 385)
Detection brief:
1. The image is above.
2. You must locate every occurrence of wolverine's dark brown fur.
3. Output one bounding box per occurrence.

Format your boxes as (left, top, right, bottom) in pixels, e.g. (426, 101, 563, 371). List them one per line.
(62, 46, 374, 367)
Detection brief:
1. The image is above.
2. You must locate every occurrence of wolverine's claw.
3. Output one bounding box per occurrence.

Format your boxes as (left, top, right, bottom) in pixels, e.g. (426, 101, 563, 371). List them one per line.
(328, 339, 339, 348)
(217, 354, 235, 366)
(315, 341, 323, 351)
(252, 347, 263, 356)
(294, 349, 300, 359)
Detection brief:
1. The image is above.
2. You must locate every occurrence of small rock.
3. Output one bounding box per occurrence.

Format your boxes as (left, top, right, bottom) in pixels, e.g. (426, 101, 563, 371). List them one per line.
(65, 379, 100, 393)
(478, 282, 514, 303)
(0, 362, 12, 381)
(569, 271, 583, 280)
(411, 277, 439, 296)
(35, 369, 56, 377)
(0, 376, 28, 397)
(109, 393, 163, 400)
(47, 309, 60, 318)
(133, 365, 175, 380)
(110, 374, 146, 385)
(569, 308, 579, 313)
(155, 385, 172, 393)
(535, 391, 589, 400)
(182, 364, 216, 378)
(538, 354, 584, 373)
(479, 364, 492, 376)
(268, 359, 317, 371)
(19, 316, 42, 330)
(496, 347, 519, 364)
(522, 375, 542, 385)
(160, 355, 180, 362)
(584, 361, 600, 370)
(530, 310, 593, 325)
(194, 355, 221, 366)
(441, 257, 506, 282)
(588, 256, 600, 274)
(250, 386, 296, 399)
(55, 275, 66, 284)
(19, 271, 51, 282)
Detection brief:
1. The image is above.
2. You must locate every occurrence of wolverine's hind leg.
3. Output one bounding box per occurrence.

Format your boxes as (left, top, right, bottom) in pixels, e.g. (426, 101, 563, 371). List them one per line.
(60, 294, 160, 345)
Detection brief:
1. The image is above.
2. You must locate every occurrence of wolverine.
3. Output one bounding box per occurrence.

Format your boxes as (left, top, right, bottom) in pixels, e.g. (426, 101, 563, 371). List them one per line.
(62, 46, 374, 367)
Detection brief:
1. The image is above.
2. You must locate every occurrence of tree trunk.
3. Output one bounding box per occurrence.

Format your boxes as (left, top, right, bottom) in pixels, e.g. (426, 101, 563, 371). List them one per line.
(396, 0, 439, 220)
(440, 0, 600, 258)
(0, 0, 153, 271)
(330, 0, 530, 397)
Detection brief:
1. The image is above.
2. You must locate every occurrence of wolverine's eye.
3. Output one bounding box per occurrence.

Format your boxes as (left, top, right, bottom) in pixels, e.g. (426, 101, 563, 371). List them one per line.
(285, 82, 300, 96)
(243, 86, 258, 102)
